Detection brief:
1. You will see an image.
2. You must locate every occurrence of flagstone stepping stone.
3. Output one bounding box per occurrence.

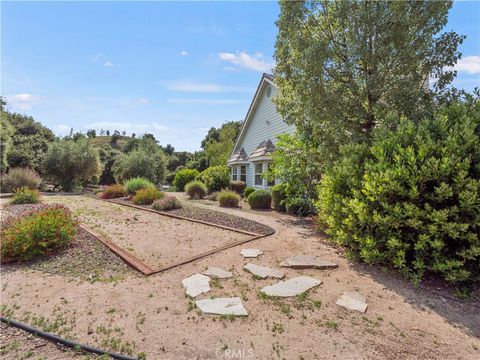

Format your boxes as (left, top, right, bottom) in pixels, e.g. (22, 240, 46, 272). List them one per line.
(260, 276, 321, 297)
(196, 297, 248, 316)
(182, 274, 211, 298)
(203, 267, 233, 279)
(243, 263, 285, 279)
(280, 255, 338, 269)
(240, 248, 263, 258)
(336, 291, 368, 313)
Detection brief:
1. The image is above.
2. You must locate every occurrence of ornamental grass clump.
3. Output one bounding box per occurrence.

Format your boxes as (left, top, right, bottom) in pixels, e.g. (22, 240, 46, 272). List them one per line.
(2, 168, 42, 193)
(1, 204, 77, 263)
(9, 187, 41, 205)
(217, 190, 241, 208)
(123, 177, 155, 195)
(185, 181, 207, 199)
(131, 187, 164, 205)
(100, 184, 128, 199)
(152, 195, 182, 211)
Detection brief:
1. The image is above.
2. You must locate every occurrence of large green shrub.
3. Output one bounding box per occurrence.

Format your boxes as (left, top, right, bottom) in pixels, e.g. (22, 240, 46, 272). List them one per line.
(244, 187, 255, 198)
(123, 177, 155, 195)
(248, 190, 272, 210)
(10, 187, 41, 205)
(98, 147, 122, 185)
(218, 190, 241, 208)
(43, 139, 102, 191)
(271, 184, 287, 212)
(113, 147, 166, 185)
(2, 168, 42, 193)
(197, 166, 230, 193)
(185, 180, 207, 199)
(1, 204, 77, 263)
(316, 103, 480, 286)
(173, 169, 199, 192)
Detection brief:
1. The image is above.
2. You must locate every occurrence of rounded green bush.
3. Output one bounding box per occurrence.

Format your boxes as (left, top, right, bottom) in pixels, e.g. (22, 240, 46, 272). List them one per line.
(316, 102, 480, 286)
(244, 187, 255, 198)
(2, 168, 42, 193)
(9, 187, 41, 205)
(1, 204, 77, 263)
(247, 190, 272, 209)
(173, 169, 199, 192)
(131, 187, 164, 205)
(196, 166, 230, 193)
(152, 195, 182, 211)
(123, 177, 155, 195)
(230, 180, 246, 195)
(185, 180, 207, 199)
(271, 184, 287, 212)
(217, 190, 241, 208)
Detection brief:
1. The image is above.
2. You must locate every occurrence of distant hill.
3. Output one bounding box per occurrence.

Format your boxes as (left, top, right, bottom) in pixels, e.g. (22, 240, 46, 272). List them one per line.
(87, 136, 132, 152)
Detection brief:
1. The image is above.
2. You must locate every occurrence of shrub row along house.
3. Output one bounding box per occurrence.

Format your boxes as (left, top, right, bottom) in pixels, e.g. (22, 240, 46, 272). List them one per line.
(227, 73, 295, 189)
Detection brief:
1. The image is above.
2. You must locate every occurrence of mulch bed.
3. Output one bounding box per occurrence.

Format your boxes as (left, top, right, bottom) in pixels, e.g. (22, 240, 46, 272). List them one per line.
(110, 198, 274, 235)
(1, 204, 135, 282)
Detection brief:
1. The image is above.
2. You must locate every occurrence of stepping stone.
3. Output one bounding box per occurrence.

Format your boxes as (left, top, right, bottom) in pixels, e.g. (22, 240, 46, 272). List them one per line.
(336, 291, 368, 313)
(182, 274, 211, 298)
(240, 248, 263, 258)
(243, 263, 284, 279)
(196, 297, 248, 316)
(260, 276, 321, 297)
(203, 267, 233, 279)
(280, 255, 338, 269)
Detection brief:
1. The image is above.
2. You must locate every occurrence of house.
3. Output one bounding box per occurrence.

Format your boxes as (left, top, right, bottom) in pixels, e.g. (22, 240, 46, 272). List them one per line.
(227, 73, 295, 189)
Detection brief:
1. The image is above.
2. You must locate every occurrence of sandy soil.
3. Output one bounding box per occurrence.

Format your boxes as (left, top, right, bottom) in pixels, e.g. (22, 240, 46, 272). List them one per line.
(1, 195, 479, 360)
(42, 196, 251, 271)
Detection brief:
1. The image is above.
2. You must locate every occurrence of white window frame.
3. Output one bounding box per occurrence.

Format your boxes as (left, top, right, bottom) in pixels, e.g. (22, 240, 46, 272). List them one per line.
(254, 163, 263, 186)
(240, 165, 247, 183)
(232, 166, 238, 181)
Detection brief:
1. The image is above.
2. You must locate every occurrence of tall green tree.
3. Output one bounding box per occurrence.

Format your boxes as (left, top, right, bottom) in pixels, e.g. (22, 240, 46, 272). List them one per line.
(275, 0, 464, 154)
(203, 121, 242, 166)
(0, 98, 13, 173)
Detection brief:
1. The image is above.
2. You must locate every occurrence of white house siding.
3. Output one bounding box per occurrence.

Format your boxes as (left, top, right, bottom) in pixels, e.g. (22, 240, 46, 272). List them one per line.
(232, 81, 296, 188)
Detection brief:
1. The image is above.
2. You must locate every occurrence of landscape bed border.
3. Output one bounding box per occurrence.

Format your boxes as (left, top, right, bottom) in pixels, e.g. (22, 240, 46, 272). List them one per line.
(80, 198, 275, 275)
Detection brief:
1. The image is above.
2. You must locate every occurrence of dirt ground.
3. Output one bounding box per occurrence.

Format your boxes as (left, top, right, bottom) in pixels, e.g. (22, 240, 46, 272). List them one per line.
(1, 195, 479, 360)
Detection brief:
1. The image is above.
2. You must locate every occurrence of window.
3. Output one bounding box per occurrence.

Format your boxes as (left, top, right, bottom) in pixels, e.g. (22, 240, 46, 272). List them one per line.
(240, 165, 247, 183)
(232, 166, 238, 181)
(267, 163, 275, 186)
(254, 163, 263, 186)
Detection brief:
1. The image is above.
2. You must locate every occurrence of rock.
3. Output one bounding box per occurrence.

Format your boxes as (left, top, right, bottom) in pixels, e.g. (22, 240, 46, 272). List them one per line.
(336, 291, 368, 313)
(243, 263, 284, 279)
(260, 276, 321, 297)
(240, 248, 263, 258)
(182, 274, 211, 298)
(203, 267, 233, 279)
(280, 255, 338, 269)
(196, 297, 248, 316)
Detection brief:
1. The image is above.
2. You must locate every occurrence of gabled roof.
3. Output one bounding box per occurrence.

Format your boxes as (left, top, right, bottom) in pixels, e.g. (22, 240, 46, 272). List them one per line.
(227, 147, 248, 164)
(248, 139, 276, 159)
(230, 73, 276, 156)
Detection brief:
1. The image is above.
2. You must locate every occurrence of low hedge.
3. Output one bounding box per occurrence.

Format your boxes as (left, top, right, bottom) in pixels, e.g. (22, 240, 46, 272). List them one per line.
(1, 204, 77, 263)
(131, 187, 164, 205)
(271, 184, 287, 212)
(185, 181, 207, 199)
(247, 190, 272, 209)
(173, 169, 199, 192)
(218, 190, 241, 208)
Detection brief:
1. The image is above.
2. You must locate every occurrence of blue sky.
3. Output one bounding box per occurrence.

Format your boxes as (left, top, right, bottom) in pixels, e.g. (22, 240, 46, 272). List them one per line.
(2, 1, 479, 152)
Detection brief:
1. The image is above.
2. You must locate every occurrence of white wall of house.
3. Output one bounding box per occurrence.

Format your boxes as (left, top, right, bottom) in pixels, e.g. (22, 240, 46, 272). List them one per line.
(230, 78, 296, 189)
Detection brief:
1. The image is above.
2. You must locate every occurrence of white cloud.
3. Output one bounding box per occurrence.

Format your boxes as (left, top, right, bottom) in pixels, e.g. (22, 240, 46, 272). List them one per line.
(139, 98, 149, 104)
(6, 93, 40, 110)
(164, 80, 253, 93)
(181, 50, 188, 56)
(167, 98, 247, 105)
(91, 53, 106, 62)
(104, 61, 115, 67)
(83, 121, 170, 135)
(218, 51, 273, 72)
(453, 55, 480, 74)
(53, 124, 72, 136)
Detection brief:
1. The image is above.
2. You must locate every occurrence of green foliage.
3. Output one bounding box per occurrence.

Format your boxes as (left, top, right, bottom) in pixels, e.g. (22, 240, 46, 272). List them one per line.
(98, 147, 123, 185)
(2, 168, 42, 193)
(271, 184, 287, 212)
(86, 129, 96, 138)
(218, 190, 241, 208)
(1, 204, 77, 263)
(0, 101, 13, 173)
(202, 121, 242, 166)
(244, 187, 255, 198)
(101, 184, 128, 199)
(10, 187, 41, 205)
(230, 180, 246, 195)
(275, 0, 464, 156)
(112, 140, 166, 185)
(152, 195, 182, 211)
(131, 187, 164, 205)
(316, 102, 480, 286)
(123, 177, 155, 195)
(185, 180, 207, 199)
(197, 165, 230, 193)
(43, 139, 102, 191)
(173, 169, 199, 192)
(247, 190, 272, 210)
